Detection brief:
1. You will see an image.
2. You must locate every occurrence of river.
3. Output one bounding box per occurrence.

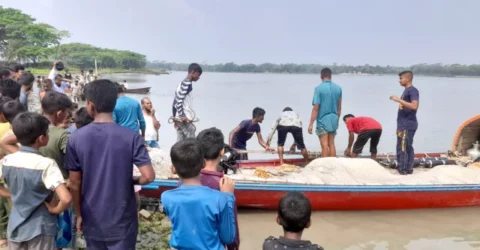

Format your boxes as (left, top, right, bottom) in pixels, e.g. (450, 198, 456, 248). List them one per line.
(109, 72, 480, 250)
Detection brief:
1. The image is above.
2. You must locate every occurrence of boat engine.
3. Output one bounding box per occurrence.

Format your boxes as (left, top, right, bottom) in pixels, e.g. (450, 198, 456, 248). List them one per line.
(219, 144, 239, 174)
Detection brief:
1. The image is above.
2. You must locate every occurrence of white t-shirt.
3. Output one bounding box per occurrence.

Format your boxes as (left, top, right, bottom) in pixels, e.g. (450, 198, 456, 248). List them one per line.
(143, 113, 157, 141)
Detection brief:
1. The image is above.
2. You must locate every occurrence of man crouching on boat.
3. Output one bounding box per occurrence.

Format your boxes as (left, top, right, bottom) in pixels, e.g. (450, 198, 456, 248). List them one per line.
(229, 107, 273, 160)
(343, 114, 382, 159)
(266, 107, 309, 165)
(172, 63, 202, 141)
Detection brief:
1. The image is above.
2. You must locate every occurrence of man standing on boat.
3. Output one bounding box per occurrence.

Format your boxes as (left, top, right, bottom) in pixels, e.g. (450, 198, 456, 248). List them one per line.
(266, 107, 309, 165)
(308, 68, 342, 157)
(229, 107, 273, 160)
(390, 71, 419, 175)
(141, 97, 160, 148)
(172, 63, 202, 141)
(342, 114, 382, 159)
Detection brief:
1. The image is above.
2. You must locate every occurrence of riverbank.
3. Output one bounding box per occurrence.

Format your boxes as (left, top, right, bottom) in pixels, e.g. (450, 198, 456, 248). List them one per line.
(27, 67, 169, 76)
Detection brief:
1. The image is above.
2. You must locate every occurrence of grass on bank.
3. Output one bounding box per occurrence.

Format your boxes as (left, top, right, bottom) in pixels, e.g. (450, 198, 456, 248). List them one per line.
(27, 67, 170, 76)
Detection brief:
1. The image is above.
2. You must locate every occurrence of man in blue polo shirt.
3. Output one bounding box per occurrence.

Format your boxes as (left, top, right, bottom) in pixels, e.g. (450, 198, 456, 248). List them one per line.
(308, 68, 342, 157)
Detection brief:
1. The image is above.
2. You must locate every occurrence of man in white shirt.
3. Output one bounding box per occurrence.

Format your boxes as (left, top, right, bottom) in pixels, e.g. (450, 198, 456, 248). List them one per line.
(266, 107, 309, 165)
(47, 61, 70, 93)
(141, 97, 161, 148)
(122, 80, 129, 90)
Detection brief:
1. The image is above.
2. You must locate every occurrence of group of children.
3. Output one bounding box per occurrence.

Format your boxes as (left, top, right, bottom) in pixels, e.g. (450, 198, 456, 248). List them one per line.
(163, 127, 323, 250)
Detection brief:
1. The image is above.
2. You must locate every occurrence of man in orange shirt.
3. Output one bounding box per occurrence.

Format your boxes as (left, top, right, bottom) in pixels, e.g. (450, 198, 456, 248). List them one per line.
(343, 114, 382, 159)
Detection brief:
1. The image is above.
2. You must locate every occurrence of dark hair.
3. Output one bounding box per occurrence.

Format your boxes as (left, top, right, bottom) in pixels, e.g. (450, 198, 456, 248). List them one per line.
(42, 78, 53, 86)
(399, 70, 414, 80)
(252, 107, 266, 118)
(14, 65, 25, 72)
(321, 68, 332, 79)
(18, 72, 35, 86)
(170, 138, 204, 179)
(0, 68, 10, 79)
(115, 82, 124, 93)
(278, 192, 312, 233)
(85, 79, 118, 113)
(343, 114, 354, 121)
(41, 91, 73, 115)
(188, 63, 203, 75)
(196, 127, 225, 160)
(283, 107, 293, 112)
(12, 112, 50, 146)
(0, 96, 13, 114)
(3, 100, 26, 123)
(74, 107, 94, 129)
(0, 79, 21, 99)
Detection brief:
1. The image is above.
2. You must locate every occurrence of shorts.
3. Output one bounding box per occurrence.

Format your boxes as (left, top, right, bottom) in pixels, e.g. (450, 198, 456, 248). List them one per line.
(85, 229, 138, 250)
(353, 129, 382, 154)
(277, 126, 306, 149)
(145, 140, 159, 148)
(316, 128, 336, 136)
(56, 204, 76, 248)
(8, 235, 55, 250)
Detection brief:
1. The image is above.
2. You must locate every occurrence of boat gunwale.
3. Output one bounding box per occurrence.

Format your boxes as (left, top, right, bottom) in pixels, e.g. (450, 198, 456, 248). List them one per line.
(144, 179, 480, 192)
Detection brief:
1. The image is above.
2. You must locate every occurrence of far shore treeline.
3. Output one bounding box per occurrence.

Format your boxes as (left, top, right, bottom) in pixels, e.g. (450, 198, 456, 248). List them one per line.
(2, 6, 480, 77)
(148, 61, 480, 77)
(0, 6, 146, 70)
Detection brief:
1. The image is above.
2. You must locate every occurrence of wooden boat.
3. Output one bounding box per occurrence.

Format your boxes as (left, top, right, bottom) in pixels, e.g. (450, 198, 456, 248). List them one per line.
(140, 116, 480, 210)
(124, 87, 151, 94)
(139, 151, 480, 210)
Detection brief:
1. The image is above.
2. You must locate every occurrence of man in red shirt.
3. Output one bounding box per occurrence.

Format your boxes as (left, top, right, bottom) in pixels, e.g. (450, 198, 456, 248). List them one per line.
(343, 114, 382, 159)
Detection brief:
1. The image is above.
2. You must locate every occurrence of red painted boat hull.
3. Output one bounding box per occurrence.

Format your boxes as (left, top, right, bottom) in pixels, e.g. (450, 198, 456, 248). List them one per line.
(140, 152, 480, 210)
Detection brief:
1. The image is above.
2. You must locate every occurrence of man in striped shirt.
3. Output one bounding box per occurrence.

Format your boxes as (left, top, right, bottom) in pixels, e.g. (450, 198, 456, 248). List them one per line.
(172, 63, 202, 141)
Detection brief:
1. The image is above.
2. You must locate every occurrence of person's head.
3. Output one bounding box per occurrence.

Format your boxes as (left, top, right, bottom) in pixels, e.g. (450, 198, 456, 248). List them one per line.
(74, 107, 94, 129)
(170, 138, 205, 179)
(283, 107, 293, 112)
(196, 128, 225, 161)
(141, 97, 153, 111)
(14, 65, 25, 78)
(0, 68, 11, 79)
(59, 109, 73, 129)
(80, 69, 84, 74)
(18, 72, 35, 91)
(74, 80, 79, 86)
(321, 68, 332, 81)
(277, 192, 312, 233)
(54, 74, 62, 86)
(72, 102, 79, 111)
(2, 100, 26, 124)
(42, 78, 53, 92)
(89, 69, 93, 74)
(41, 91, 73, 124)
(0, 96, 13, 123)
(12, 112, 50, 148)
(252, 107, 266, 123)
(343, 114, 355, 123)
(0, 78, 21, 100)
(115, 82, 124, 94)
(187, 63, 202, 82)
(398, 70, 413, 87)
(85, 79, 118, 117)
(123, 80, 126, 83)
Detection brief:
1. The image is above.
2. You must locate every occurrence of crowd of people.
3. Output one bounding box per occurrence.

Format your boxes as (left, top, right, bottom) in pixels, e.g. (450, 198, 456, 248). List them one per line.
(0, 61, 419, 250)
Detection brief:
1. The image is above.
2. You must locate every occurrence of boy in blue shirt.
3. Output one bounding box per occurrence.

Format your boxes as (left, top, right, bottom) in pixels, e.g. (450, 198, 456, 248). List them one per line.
(161, 138, 236, 250)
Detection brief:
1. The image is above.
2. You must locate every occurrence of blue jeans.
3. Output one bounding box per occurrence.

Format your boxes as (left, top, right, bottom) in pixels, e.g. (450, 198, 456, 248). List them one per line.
(145, 140, 159, 148)
(396, 129, 416, 174)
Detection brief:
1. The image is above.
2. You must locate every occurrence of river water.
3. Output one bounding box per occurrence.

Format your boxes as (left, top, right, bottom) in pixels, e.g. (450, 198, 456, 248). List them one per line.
(108, 72, 480, 250)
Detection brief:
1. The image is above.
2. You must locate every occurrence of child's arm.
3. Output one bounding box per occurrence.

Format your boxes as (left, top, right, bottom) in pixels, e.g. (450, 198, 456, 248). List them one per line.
(0, 134, 19, 154)
(133, 134, 155, 185)
(0, 185, 10, 198)
(218, 177, 237, 245)
(44, 184, 72, 214)
(42, 160, 72, 215)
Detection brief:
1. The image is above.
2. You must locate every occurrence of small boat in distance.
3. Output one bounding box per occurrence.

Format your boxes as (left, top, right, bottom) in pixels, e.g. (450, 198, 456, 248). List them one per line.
(124, 87, 151, 94)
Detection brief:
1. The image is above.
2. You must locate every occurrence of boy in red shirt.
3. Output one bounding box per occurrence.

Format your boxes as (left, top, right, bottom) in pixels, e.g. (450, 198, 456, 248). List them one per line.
(343, 114, 382, 159)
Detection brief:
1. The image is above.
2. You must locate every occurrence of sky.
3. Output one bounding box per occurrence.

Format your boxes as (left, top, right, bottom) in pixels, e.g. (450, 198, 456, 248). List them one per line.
(2, 0, 480, 66)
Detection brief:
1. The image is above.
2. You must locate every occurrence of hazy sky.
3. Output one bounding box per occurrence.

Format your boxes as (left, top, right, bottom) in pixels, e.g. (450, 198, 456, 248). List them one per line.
(2, 0, 480, 65)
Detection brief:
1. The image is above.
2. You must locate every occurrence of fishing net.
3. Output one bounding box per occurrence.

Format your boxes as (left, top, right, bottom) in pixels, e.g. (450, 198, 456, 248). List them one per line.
(146, 149, 480, 185)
